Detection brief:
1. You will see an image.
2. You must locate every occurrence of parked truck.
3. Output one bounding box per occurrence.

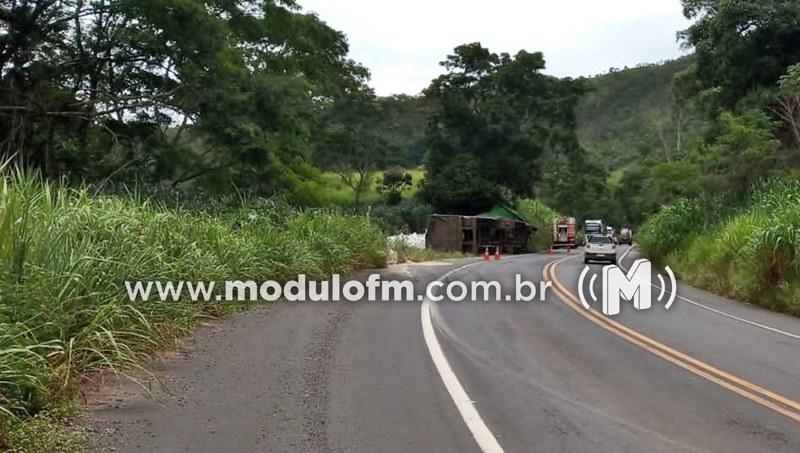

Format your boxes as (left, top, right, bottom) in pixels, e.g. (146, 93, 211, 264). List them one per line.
(552, 217, 577, 249)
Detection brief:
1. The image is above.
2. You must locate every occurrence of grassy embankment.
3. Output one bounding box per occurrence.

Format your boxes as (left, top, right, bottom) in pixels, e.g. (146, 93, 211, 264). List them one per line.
(0, 169, 388, 451)
(315, 168, 425, 206)
(637, 179, 800, 316)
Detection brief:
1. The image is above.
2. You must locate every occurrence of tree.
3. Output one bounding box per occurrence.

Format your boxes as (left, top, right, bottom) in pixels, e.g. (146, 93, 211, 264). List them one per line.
(377, 167, 413, 205)
(420, 43, 587, 213)
(656, 97, 695, 162)
(0, 0, 370, 195)
(701, 110, 782, 191)
(537, 151, 611, 222)
(419, 153, 499, 214)
(770, 64, 800, 147)
(314, 94, 388, 205)
(372, 95, 434, 168)
(679, 0, 800, 109)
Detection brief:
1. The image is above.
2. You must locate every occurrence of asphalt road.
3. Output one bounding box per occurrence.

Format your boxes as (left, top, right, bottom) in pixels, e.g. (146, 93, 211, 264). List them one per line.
(89, 247, 800, 452)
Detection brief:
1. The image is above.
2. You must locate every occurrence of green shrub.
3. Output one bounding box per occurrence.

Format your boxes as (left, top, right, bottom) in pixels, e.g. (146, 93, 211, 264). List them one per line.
(369, 199, 434, 234)
(637, 198, 711, 262)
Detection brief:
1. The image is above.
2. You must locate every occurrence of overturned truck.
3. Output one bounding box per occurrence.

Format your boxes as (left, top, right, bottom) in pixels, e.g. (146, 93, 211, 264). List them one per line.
(426, 205, 536, 255)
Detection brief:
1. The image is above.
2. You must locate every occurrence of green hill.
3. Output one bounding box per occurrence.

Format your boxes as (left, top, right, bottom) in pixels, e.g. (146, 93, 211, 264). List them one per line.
(576, 56, 707, 172)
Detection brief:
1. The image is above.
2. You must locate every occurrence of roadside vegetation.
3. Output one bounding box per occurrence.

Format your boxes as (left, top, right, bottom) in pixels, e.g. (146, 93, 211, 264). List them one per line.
(514, 200, 562, 252)
(568, 1, 800, 319)
(0, 169, 387, 450)
(370, 199, 434, 235)
(388, 239, 467, 263)
(639, 180, 800, 317)
(626, 1, 800, 317)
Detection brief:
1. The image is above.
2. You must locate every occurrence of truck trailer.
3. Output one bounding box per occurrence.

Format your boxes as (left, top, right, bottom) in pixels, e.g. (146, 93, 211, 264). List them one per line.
(426, 214, 535, 255)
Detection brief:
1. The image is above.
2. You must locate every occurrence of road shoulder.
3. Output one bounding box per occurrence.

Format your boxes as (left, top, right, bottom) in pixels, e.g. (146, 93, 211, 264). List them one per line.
(85, 259, 479, 453)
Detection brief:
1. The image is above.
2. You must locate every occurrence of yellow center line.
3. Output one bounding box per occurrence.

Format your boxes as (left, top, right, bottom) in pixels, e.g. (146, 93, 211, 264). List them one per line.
(543, 257, 800, 424)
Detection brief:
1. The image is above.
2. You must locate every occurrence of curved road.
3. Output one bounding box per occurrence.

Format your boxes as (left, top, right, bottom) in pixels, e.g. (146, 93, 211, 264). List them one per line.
(90, 248, 800, 452)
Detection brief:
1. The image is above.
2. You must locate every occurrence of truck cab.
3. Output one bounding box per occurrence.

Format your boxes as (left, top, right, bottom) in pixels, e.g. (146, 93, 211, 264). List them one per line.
(619, 228, 633, 245)
(584, 219, 604, 239)
(552, 217, 577, 249)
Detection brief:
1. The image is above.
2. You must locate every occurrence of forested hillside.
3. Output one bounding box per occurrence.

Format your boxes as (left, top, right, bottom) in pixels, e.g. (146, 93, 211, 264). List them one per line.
(632, 0, 800, 316)
(576, 57, 706, 172)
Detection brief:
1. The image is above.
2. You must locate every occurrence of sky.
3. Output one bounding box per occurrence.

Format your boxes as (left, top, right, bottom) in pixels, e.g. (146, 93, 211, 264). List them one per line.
(300, 0, 693, 96)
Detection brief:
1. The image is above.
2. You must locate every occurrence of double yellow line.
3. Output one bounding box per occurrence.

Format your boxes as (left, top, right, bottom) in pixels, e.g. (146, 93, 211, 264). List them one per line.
(544, 257, 800, 424)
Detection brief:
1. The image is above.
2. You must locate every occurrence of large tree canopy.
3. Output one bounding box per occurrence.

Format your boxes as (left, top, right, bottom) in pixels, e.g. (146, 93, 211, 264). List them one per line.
(0, 0, 368, 193)
(420, 43, 586, 213)
(680, 0, 800, 109)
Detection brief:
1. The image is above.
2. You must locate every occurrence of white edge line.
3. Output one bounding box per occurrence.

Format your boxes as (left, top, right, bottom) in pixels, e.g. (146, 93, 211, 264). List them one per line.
(618, 244, 635, 263)
(421, 261, 506, 453)
(619, 246, 800, 341)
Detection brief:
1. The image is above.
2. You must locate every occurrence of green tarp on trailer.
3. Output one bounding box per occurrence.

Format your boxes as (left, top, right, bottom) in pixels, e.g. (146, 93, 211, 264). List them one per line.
(478, 203, 528, 222)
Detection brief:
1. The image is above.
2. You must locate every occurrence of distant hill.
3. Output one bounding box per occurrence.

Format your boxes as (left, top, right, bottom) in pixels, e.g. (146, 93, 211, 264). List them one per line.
(374, 59, 707, 175)
(575, 56, 707, 173)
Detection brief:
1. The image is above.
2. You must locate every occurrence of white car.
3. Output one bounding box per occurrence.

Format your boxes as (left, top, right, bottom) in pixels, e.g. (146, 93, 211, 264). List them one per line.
(584, 234, 617, 264)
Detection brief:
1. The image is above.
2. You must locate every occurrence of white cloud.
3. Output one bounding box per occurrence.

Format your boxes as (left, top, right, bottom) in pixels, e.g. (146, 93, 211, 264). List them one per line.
(301, 0, 692, 96)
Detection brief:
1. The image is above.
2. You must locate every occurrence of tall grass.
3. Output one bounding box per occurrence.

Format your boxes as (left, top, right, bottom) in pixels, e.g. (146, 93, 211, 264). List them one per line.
(0, 169, 387, 441)
(515, 199, 561, 251)
(636, 198, 716, 263)
(638, 179, 800, 316)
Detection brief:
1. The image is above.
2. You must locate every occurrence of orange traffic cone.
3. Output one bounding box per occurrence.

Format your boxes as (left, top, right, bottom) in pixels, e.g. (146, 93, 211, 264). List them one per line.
(548, 246, 554, 256)
(494, 246, 501, 261)
(483, 247, 490, 261)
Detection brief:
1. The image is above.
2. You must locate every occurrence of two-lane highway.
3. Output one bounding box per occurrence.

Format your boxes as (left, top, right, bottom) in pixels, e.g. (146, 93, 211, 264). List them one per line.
(91, 250, 800, 452)
(430, 249, 800, 452)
